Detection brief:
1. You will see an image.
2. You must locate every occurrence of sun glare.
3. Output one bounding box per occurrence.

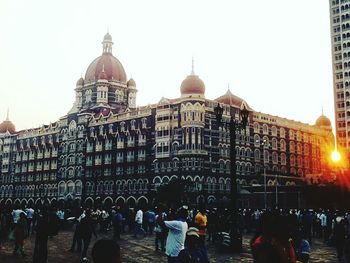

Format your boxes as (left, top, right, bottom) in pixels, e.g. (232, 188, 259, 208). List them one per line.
(331, 150, 341, 163)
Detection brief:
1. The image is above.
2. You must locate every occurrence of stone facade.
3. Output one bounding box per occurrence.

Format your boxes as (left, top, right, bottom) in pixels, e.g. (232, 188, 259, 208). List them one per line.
(0, 33, 334, 208)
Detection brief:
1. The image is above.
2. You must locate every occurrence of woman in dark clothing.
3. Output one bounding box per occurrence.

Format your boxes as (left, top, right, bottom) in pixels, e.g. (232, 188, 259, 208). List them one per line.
(33, 209, 50, 263)
(80, 209, 97, 262)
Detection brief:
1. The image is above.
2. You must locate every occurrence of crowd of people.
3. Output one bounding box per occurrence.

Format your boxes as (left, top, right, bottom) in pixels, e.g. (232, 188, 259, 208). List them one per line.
(1, 204, 350, 262)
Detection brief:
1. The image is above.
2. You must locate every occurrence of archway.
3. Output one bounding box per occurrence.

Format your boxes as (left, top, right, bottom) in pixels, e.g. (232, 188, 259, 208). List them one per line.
(103, 197, 113, 209)
(126, 196, 136, 208)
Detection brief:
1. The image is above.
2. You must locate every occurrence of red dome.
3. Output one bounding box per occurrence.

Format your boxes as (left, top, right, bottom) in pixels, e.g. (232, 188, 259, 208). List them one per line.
(76, 77, 84, 86)
(180, 74, 205, 95)
(215, 89, 247, 108)
(85, 53, 127, 82)
(0, 120, 16, 134)
(315, 115, 331, 127)
(127, 78, 136, 87)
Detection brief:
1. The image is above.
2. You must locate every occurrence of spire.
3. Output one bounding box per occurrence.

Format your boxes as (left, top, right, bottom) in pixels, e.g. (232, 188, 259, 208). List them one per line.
(191, 56, 195, 75)
(321, 105, 324, 116)
(6, 108, 9, 121)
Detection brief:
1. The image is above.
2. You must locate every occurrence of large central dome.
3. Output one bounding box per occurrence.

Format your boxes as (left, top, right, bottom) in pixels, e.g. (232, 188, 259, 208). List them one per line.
(84, 33, 127, 82)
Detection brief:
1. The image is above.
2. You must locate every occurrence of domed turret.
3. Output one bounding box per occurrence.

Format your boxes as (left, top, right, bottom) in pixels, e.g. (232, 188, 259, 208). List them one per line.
(127, 78, 136, 88)
(76, 77, 84, 87)
(180, 58, 205, 97)
(315, 114, 332, 128)
(0, 110, 16, 134)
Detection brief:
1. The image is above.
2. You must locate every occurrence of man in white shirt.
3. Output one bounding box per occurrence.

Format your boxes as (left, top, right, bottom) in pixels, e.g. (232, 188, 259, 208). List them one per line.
(319, 211, 327, 240)
(12, 206, 26, 224)
(134, 208, 146, 238)
(163, 207, 188, 263)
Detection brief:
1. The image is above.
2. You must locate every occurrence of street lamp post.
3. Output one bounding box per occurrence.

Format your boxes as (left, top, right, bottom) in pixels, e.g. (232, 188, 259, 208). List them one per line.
(275, 173, 278, 208)
(214, 103, 250, 252)
(264, 165, 267, 210)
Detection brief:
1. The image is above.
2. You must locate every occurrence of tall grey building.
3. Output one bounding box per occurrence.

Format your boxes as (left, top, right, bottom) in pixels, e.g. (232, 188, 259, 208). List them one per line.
(329, 0, 350, 149)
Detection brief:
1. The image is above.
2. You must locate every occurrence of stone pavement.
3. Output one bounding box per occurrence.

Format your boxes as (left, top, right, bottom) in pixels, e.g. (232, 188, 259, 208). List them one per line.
(0, 229, 338, 263)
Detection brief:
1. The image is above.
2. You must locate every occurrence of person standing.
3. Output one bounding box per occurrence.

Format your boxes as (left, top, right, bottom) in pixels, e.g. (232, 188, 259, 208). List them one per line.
(13, 212, 27, 257)
(113, 207, 123, 240)
(134, 207, 146, 238)
(33, 208, 50, 263)
(80, 209, 97, 262)
(147, 208, 156, 235)
(162, 207, 188, 263)
(194, 206, 207, 248)
(155, 209, 167, 252)
(25, 207, 34, 235)
(56, 208, 65, 230)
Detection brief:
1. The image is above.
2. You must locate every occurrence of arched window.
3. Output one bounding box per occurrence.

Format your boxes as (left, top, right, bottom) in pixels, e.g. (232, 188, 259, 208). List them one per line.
(280, 128, 285, 138)
(281, 153, 286, 165)
(254, 135, 260, 146)
(272, 138, 277, 150)
(290, 141, 295, 153)
(262, 124, 268, 134)
(264, 150, 269, 163)
(254, 149, 260, 162)
(253, 122, 260, 133)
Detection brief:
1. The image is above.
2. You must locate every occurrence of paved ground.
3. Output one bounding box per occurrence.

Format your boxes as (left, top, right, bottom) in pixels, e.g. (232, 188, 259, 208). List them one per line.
(0, 229, 338, 263)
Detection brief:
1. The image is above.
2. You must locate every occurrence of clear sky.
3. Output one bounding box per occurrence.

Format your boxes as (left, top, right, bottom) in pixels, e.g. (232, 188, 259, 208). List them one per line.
(0, 0, 333, 131)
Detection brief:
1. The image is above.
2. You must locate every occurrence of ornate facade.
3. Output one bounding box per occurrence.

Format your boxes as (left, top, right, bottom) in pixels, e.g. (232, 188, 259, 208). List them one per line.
(0, 33, 334, 208)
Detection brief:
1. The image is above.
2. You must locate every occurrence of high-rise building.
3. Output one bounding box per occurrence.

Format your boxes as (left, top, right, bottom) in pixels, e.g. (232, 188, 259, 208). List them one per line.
(0, 33, 334, 209)
(329, 0, 350, 149)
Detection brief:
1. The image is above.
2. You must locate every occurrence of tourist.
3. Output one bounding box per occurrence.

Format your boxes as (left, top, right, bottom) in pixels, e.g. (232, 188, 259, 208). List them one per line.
(134, 207, 146, 238)
(25, 207, 34, 235)
(333, 216, 346, 262)
(162, 206, 188, 263)
(293, 232, 311, 263)
(146, 208, 156, 235)
(113, 207, 123, 240)
(178, 227, 209, 263)
(56, 208, 65, 230)
(92, 239, 121, 263)
(80, 209, 97, 262)
(13, 212, 27, 257)
(154, 208, 167, 252)
(33, 208, 50, 263)
(194, 205, 207, 248)
(251, 211, 296, 263)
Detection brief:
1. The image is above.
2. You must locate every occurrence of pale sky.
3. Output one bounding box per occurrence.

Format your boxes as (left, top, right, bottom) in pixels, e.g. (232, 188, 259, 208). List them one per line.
(0, 0, 334, 131)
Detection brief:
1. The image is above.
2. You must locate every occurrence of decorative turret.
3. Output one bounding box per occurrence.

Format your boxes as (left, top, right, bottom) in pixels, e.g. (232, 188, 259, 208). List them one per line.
(180, 58, 205, 98)
(102, 32, 113, 54)
(315, 110, 332, 131)
(127, 77, 137, 108)
(0, 109, 16, 134)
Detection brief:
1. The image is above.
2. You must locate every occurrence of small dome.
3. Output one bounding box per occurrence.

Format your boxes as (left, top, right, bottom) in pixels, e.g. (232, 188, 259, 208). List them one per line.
(180, 74, 205, 95)
(315, 115, 331, 127)
(0, 120, 16, 134)
(76, 77, 84, 86)
(215, 89, 247, 108)
(104, 32, 112, 41)
(127, 78, 136, 87)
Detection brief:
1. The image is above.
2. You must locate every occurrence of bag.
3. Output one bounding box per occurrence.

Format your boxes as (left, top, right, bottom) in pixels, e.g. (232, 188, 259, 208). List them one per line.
(8, 229, 15, 241)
